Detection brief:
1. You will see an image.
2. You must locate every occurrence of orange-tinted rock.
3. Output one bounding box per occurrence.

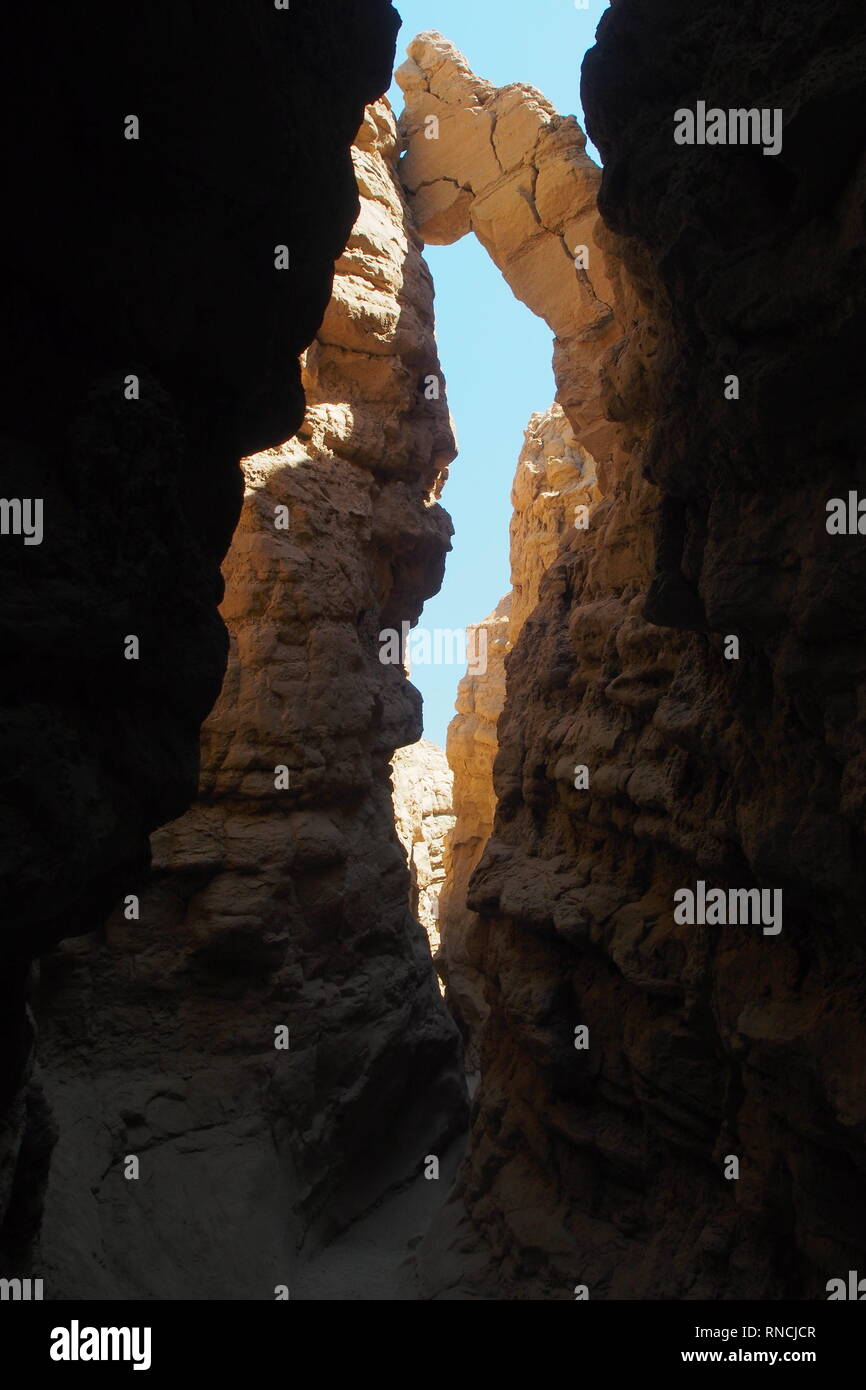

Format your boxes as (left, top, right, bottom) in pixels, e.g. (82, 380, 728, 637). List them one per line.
(438, 599, 510, 1067)
(391, 740, 455, 972)
(35, 99, 467, 1298)
(396, 32, 618, 465)
(0, 1, 403, 1277)
(440, 405, 598, 1069)
(418, 7, 866, 1301)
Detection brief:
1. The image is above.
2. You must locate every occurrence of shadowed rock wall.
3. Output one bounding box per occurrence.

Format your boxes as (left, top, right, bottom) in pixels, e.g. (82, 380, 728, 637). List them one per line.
(440, 405, 600, 1071)
(34, 98, 467, 1299)
(0, 0, 400, 1276)
(412, 6, 866, 1300)
(10, 2, 865, 1305)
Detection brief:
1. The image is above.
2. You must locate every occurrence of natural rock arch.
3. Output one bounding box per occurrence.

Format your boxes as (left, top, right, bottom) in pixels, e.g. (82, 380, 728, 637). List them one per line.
(396, 31, 619, 474)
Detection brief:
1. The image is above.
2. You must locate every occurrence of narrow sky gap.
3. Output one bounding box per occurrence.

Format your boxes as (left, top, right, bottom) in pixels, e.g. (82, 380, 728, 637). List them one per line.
(414, 241, 555, 747)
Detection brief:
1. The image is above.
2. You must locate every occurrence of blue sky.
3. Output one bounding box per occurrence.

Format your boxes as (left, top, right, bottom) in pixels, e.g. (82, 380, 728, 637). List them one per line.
(387, 0, 609, 747)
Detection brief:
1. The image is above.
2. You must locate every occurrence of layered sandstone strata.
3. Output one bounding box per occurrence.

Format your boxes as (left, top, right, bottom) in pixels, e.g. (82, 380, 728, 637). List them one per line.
(396, 34, 621, 1109)
(414, 7, 866, 1301)
(438, 601, 509, 1069)
(391, 740, 456, 970)
(509, 406, 602, 639)
(396, 32, 618, 467)
(16, 5, 866, 1306)
(0, 1, 401, 1274)
(440, 405, 600, 1066)
(34, 97, 467, 1298)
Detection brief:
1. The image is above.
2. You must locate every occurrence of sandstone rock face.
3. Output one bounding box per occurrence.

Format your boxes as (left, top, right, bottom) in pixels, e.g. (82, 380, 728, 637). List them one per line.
(438, 600, 510, 1066)
(440, 404, 599, 1068)
(509, 406, 602, 640)
(396, 35, 621, 1114)
(391, 740, 456, 970)
(13, 5, 864, 1307)
(418, 5, 866, 1300)
(396, 33, 617, 467)
(34, 97, 467, 1298)
(0, 3, 402, 1274)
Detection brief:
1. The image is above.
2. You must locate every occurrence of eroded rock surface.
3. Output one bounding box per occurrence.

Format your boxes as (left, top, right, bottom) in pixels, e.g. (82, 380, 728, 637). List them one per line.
(509, 406, 602, 639)
(397, 32, 617, 465)
(0, 1, 402, 1276)
(391, 740, 456, 971)
(440, 405, 599, 1068)
(417, 6, 866, 1300)
(438, 602, 509, 1070)
(14, 5, 866, 1305)
(34, 97, 467, 1298)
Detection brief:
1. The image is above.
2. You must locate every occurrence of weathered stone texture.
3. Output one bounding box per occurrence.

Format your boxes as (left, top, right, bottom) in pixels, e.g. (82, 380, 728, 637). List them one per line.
(397, 32, 618, 465)
(438, 600, 510, 1067)
(412, 9, 866, 1301)
(33, 96, 467, 1298)
(392, 740, 456, 968)
(1, 0, 402, 1276)
(440, 405, 599, 1069)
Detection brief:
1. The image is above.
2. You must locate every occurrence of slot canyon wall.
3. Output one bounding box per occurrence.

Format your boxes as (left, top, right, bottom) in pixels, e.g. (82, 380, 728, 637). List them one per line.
(33, 96, 468, 1299)
(405, 9, 866, 1300)
(397, 32, 619, 465)
(439, 598, 509, 1068)
(392, 739, 456, 972)
(441, 407, 601, 1071)
(0, 1, 404, 1277)
(4, 2, 864, 1307)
